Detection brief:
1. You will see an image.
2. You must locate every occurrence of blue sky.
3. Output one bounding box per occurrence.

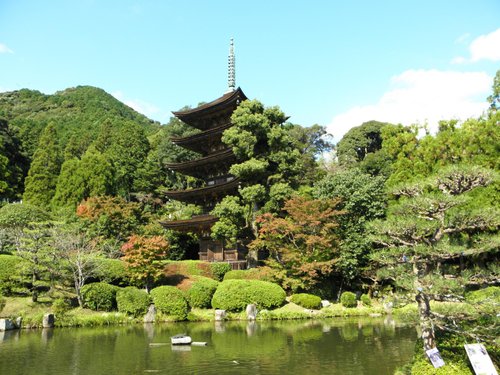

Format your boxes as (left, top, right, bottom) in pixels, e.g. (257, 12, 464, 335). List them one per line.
(1, 0, 499, 141)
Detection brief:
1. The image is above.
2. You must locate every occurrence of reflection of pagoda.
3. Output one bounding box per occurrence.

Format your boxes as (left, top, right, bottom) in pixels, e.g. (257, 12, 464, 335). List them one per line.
(161, 39, 247, 269)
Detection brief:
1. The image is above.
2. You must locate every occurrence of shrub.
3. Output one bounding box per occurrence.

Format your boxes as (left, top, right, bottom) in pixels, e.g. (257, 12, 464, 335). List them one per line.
(186, 278, 219, 308)
(0, 254, 26, 295)
(52, 298, 71, 316)
(150, 286, 188, 320)
(116, 286, 151, 317)
(211, 279, 286, 312)
(94, 258, 129, 285)
(340, 292, 357, 308)
(81, 282, 119, 311)
(0, 293, 5, 313)
(223, 267, 275, 282)
(360, 294, 372, 307)
(210, 262, 231, 281)
(290, 293, 322, 309)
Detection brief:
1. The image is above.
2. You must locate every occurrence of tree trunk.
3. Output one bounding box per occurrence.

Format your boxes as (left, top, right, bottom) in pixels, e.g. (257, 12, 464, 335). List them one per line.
(416, 290, 436, 350)
(31, 271, 38, 303)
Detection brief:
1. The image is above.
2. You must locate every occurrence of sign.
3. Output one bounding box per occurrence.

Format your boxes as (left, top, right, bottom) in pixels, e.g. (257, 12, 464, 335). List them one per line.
(426, 347, 445, 368)
(464, 343, 498, 375)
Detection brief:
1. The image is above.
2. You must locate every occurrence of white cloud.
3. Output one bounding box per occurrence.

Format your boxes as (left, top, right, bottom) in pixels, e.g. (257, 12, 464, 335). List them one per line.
(112, 91, 161, 119)
(327, 69, 491, 142)
(470, 28, 500, 62)
(452, 28, 500, 64)
(0, 43, 13, 54)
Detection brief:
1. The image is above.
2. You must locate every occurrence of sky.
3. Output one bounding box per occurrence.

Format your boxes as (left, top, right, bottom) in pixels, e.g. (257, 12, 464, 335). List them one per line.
(0, 0, 499, 142)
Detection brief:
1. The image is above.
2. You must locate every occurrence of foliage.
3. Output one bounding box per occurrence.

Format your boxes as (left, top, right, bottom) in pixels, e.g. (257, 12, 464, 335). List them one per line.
(314, 168, 386, 281)
(209, 262, 231, 281)
(340, 292, 357, 308)
(360, 294, 372, 306)
(211, 279, 286, 312)
(251, 196, 344, 292)
(290, 293, 322, 309)
(0, 293, 5, 314)
(22, 123, 62, 207)
(186, 278, 219, 308)
(370, 164, 499, 351)
(0, 202, 51, 228)
(223, 267, 276, 282)
(150, 285, 188, 320)
(76, 196, 144, 241)
(93, 258, 129, 285)
(0, 254, 26, 295)
(81, 282, 118, 311)
(116, 286, 151, 317)
(0, 119, 28, 201)
(121, 235, 169, 292)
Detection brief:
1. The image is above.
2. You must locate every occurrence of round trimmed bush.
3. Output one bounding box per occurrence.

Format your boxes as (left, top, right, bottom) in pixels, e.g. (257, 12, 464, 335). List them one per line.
(360, 294, 371, 307)
(94, 258, 129, 285)
(186, 277, 219, 309)
(81, 282, 118, 311)
(116, 287, 151, 317)
(151, 286, 188, 320)
(211, 279, 286, 312)
(209, 262, 231, 281)
(340, 291, 357, 308)
(223, 267, 275, 282)
(290, 293, 321, 309)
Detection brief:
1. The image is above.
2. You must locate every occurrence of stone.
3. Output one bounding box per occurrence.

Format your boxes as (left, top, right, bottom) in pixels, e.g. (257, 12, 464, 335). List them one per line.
(246, 304, 257, 320)
(143, 304, 156, 323)
(0, 319, 16, 331)
(321, 300, 330, 308)
(215, 309, 226, 321)
(15, 317, 22, 329)
(42, 313, 55, 328)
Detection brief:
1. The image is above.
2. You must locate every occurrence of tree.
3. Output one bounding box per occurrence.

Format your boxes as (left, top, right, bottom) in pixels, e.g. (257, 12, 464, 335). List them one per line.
(23, 122, 62, 207)
(314, 168, 387, 283)
(52, 226, 103, 307)
(121, 235, 169, 292)
(487, 69, 500, 112)
(0, 119, 28, 201)
(250, 196, 345, 292)
(369, 165, 499, 352)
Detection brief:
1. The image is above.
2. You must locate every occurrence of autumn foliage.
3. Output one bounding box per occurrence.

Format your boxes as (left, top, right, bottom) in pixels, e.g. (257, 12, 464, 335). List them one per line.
(121, 235, 169, 292)
(250, 196, 345, 292)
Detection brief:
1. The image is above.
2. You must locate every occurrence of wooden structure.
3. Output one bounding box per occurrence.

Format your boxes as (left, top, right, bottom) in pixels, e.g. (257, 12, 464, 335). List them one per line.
(161, 87, 248, 269)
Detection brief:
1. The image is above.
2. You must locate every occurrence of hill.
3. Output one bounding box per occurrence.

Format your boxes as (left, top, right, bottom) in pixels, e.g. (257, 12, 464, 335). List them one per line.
(0, 86, 161, 160)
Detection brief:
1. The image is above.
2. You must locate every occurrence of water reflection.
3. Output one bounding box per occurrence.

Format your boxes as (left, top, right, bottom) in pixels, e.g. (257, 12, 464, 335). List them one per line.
(0, 317, 417, 375)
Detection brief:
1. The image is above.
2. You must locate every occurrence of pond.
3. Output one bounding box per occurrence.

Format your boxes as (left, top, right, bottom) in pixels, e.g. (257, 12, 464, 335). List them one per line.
(0, 317, 417, 375)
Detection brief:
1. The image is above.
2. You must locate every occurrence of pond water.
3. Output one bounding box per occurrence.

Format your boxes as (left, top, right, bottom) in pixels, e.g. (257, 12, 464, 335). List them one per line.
(0, 317, 417, 375)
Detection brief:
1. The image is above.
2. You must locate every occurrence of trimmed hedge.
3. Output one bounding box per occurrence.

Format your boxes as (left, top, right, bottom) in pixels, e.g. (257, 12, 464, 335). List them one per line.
(151, 286, 188, 320)
(340, 292, 357, 308)
(360, 294, 372, 307)
(94, 258, 129, 285)
(81, 282, 118, 311)
(223, 267, 275, 282)
(116, 287, 151, 317)
(209, 262, 231, 281)
(290, 293, 321, 309)
(211, 279, 286, 312)
(186, 277, 219, 308)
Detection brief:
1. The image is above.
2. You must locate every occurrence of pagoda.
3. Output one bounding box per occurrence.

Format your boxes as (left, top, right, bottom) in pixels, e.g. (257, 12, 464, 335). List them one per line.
(161, 39, 247, 269)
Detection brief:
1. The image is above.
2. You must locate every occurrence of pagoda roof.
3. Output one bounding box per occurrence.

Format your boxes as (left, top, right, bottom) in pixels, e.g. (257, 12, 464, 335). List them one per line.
(165, 148, 235, 178)
(160, 214, 217, 232)
(170, 122, 233, 154)
(172, 87, 247, 128)
(164, 178, 240, 205)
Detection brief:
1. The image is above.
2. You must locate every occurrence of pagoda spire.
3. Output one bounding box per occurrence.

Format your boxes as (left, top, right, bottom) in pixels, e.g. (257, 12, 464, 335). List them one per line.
(227, 38, 235, 92)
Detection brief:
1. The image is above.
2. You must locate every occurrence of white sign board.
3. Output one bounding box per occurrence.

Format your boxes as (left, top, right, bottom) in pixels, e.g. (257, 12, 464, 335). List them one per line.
(426, 347, 445, 368)
(464, 343, 498, 375)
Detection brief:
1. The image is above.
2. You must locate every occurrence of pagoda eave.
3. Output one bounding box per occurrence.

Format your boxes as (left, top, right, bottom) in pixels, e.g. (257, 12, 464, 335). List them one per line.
(165, 148, 235, 177)
(164, 178, 240, 204)
(160, 214, 217, 232)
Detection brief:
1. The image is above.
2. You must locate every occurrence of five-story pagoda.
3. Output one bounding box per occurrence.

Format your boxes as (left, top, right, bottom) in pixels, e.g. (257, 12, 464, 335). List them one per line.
(161, 39, 247, 269)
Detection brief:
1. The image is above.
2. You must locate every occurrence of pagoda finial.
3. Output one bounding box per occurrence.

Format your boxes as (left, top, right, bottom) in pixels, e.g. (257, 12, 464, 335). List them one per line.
(227, 38, 236, 92)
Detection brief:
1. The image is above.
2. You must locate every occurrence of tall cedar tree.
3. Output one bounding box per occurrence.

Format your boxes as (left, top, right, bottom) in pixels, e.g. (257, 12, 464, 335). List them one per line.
(250, 196, 345, 292)
(23, 123, 62, 207)
(121, 235, 169, 292)
(370, 165, 499, 352)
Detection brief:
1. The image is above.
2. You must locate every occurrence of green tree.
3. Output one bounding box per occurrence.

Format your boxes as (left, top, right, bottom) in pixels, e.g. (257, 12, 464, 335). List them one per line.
(370, 165, 499, 352)
(0, 119, 28, 201)
(314, 168, 386, 283)
(23, 123, 62, 207)
(487, 69, 500, 112)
